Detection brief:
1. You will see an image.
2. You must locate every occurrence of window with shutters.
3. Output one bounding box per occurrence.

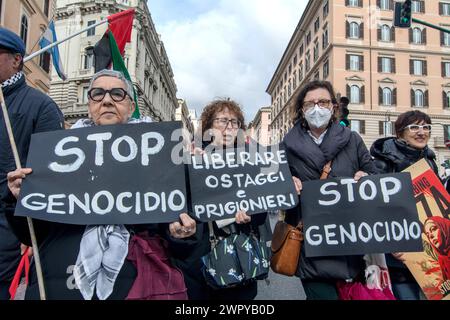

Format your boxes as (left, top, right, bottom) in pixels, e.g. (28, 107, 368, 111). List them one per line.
(299, 64, 303, 82)
(323, 28, 329, 49)
(380, 121, 394, 136)
(323, 1, 329, 18)
(444, 32, 450, 46)
(348, 0, 359, 7)
(323, 60, 329, 79)
(306, 32, 311, 45)
(84, 47, 94, 69)
(293, 71, 297, 89)
(351, 120, 365, 134)
(20, 15, 28, 45)
(299, 44, 304, 56)
(412, 28, 422, 44)
(380, 0, 391, 10)
(442, 2, 450, 16)
(381, 25, 391, 41)
(87, 21, 96, 36)
(314, 17, 320, 33)
(39, 51, 51, 73)
(305, 52, 311, 72)
(381, 57, 392, 73)
(444, 62, 450, 77)
(444, 91, 450, 108)
(313, 42, 319, 62)
(349, 22, 360, 39)
(414, 89, 424, 107)
(412, 60, 424, 75)
(293, 55, 297, 65)
(382, 88, 392, 106)
(349, 55, 361, 71)
(288, 80, 292, 97)
(43, 0, 50, 17)
(350, 85, 361, 103)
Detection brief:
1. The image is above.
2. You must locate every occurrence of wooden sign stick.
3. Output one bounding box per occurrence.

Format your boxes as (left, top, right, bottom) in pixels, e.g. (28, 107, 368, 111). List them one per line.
(0, 86, 46, 300)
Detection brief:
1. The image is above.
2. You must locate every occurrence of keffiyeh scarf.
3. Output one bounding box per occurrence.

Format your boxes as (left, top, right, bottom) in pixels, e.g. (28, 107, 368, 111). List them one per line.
(1, 71, 23, 89)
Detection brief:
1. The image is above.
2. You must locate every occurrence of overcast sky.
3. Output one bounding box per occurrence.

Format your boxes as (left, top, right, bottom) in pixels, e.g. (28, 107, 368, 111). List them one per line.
(146, 0, 308, 121)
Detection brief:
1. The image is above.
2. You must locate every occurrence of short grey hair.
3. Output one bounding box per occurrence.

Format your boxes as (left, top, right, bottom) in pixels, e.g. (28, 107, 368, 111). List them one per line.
(88, 69, 134, 99)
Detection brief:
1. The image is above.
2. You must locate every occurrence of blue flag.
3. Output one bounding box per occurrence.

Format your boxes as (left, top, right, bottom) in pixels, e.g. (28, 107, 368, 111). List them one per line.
(39, 21, 67, 81)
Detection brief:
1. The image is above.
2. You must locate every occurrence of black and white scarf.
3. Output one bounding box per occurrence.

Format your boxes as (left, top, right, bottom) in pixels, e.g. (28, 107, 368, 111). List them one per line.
(1, 72, 23, 89)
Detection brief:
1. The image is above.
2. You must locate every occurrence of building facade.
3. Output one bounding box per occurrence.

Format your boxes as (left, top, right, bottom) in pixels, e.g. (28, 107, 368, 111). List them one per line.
(176, 99, 194, 137)
(249, 106, 272, 145)
(1, 0, 55, 92)
(50, 0, 177, 124)
(267, 0, 450, 173)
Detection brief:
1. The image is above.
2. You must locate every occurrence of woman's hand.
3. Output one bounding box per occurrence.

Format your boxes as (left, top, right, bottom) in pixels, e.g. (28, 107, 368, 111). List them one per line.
(292, 176, 302, 195)
(169, 213, 196, 239)
(7, 168, 32, 199)
(353, 171, 368, 181)
(235, 210, 251, 224)
(392, 252, 406, 262)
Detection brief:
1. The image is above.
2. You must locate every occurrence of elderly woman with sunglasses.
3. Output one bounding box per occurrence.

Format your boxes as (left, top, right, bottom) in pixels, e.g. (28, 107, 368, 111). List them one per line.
(6, 70, 196, 300)
(370, 110, 438, 300)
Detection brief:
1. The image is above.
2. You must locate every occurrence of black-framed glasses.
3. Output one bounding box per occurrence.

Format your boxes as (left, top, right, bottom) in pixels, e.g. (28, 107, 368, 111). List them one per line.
(303, 99, 332, 110)
(213, 117, 241, 129)
(403, 124, 432, 133)
(88, 88, 130, 102)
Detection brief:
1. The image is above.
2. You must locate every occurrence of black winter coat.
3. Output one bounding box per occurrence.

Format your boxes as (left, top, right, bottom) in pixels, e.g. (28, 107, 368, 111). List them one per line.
(0, 76, 64, 282)
(370, 136, 438, 278)
(282, 122, 375, 281)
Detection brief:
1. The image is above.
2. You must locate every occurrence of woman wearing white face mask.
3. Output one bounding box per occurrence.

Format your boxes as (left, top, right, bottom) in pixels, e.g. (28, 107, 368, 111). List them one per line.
(282, 81, 375, 300)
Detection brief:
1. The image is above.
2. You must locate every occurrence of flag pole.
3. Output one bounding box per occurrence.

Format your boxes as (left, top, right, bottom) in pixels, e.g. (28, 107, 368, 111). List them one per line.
(23, 19, 108, 63)
(0, 87, 47, 300)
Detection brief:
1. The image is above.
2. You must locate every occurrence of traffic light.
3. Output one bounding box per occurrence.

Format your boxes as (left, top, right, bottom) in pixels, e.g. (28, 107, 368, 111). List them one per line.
(339, 97, 350, 127)
(394, 0, 412, 28)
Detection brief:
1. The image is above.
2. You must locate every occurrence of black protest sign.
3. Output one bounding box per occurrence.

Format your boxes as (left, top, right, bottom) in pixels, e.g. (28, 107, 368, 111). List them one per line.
(187, 143, 298, 222)
(301, 173, 423, 257)
(15, 122, 187, 225)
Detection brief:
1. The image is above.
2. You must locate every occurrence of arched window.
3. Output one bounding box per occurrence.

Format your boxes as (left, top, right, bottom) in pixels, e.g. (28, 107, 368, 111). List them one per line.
(84, 47, 94, 69)
(413, 28, 422, 44)
(350, 85, 360, 103)
(381, 25, 391, 41)
(350, 22, 360, 39)
(383, 88, 392, 106)
(415, 89, 424, 107)
(20, 15, 28, 45)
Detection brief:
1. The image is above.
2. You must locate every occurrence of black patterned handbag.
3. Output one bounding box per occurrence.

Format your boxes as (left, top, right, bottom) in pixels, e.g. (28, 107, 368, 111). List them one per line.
(201, 221, 270, 289)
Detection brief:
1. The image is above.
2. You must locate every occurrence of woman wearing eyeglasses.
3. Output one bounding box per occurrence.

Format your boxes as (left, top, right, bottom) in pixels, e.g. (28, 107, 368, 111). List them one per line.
(172, 99, 268, 300)
(370, 110, 438, 300)
(282, 80, 375, 300)
(6, 70, 196, 300)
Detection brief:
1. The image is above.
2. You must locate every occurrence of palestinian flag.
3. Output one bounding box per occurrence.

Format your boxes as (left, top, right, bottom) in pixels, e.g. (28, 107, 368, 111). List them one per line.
(94, 9, 140, 118)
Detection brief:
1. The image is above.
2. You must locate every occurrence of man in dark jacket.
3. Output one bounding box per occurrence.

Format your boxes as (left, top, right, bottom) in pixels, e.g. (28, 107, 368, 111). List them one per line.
(0, 27, 64, 299)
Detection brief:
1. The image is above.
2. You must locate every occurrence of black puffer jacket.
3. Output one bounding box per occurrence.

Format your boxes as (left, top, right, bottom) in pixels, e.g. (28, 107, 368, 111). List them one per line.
(282, 122, 375, 281)
(370, 137, 439, 277)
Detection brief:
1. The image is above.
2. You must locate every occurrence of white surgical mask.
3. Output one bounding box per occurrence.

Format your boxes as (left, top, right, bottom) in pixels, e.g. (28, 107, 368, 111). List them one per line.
(304, 105, 332, 129)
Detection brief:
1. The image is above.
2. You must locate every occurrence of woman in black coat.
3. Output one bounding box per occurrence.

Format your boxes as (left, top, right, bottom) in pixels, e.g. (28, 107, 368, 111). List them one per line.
(282, 80, 375, 300)
(370, 110, 437, 300)
(174, 99, 267, 300)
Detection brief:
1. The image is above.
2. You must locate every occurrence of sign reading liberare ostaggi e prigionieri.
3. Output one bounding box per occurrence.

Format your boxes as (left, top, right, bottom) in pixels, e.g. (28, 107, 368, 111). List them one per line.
(187, 142, 299, 222)
(301, 173, 423, 257)
(15, 122, 187, 224)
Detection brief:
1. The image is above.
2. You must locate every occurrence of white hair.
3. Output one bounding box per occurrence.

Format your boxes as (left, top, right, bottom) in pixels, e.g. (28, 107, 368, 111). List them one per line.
(88, 69, 134, 98)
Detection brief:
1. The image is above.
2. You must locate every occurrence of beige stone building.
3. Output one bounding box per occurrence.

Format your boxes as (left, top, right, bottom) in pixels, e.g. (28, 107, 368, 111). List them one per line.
(1, 0, 55, 92)
(50, 0, 178, 124)
(267, 0, 450, 174)
(176, 99, 194, 137)
(249, 106, 272, 145)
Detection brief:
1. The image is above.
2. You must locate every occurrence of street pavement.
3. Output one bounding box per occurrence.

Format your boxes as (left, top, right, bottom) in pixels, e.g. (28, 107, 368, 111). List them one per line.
(255, 212, 306, 300)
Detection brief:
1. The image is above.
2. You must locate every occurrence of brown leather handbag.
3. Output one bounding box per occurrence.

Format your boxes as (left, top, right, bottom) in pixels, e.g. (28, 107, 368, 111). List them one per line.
(270, 160, 332, 276)
(270, 220, 303, 276)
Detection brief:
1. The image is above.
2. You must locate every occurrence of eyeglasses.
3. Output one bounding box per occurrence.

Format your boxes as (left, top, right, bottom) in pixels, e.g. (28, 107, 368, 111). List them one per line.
(213, 118, 241, 129)
(403, 124, 432, 133)
(88, 88, 130, 102)
(303, 99, 332, 110)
